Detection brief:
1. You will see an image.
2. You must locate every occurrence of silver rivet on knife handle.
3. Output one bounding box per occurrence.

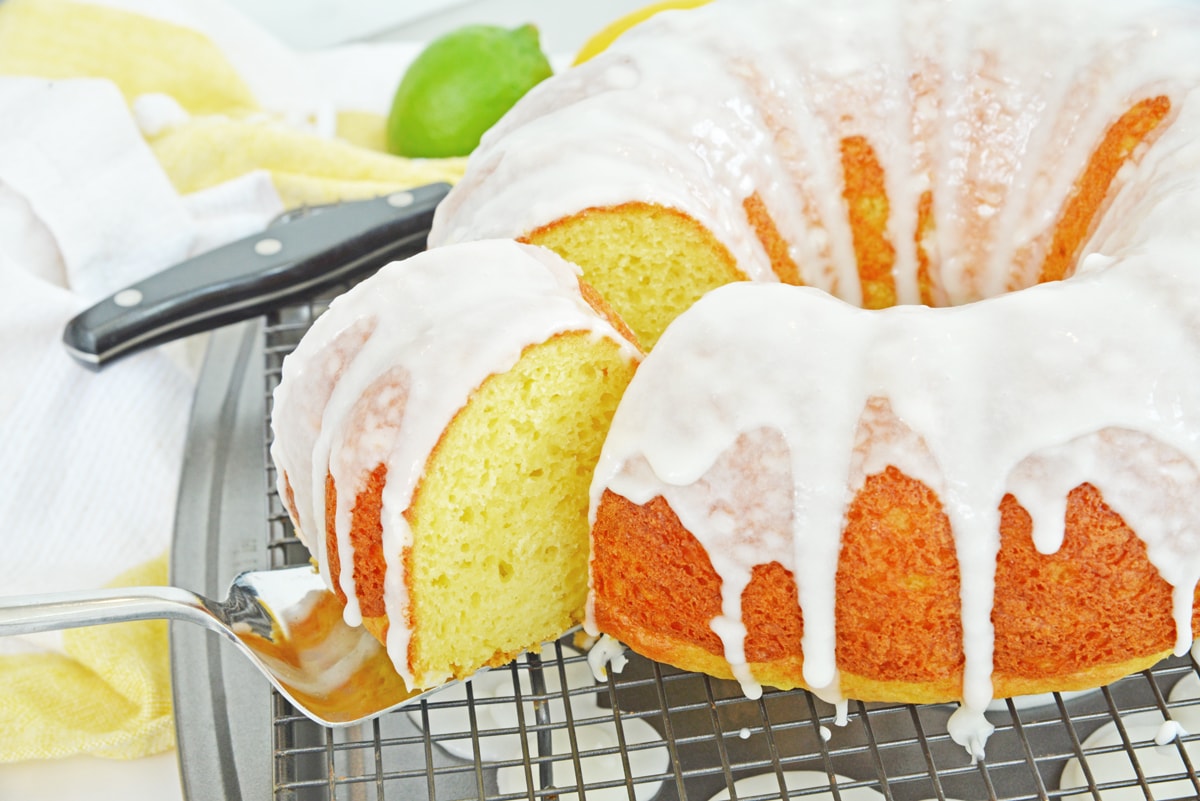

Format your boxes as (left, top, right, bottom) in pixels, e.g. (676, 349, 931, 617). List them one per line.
(113, 289, 144, 308)
(254, 238, 284, 256)
(386, 191, 415, 208)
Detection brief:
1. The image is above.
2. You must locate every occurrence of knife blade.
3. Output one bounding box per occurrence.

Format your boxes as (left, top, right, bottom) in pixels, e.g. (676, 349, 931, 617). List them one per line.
(62, 181, 451, 370)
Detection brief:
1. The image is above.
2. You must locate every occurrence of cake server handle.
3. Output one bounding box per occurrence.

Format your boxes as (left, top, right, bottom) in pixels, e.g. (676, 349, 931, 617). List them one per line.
(62, 182, 451, 371)
(0, 565, 433, 727)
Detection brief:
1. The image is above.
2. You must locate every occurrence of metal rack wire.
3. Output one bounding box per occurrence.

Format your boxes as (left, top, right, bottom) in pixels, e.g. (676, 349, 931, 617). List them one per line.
(247, 290, 1200, 801)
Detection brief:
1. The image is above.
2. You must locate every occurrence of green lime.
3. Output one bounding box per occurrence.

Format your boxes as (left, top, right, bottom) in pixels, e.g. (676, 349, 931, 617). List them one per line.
(386, 24, 553, 158)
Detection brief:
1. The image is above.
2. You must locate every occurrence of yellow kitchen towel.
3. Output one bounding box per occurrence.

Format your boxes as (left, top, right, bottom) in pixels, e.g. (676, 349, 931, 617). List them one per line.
(0, 555, 174, 762)
(149, 115, 468, 207)
(0, 0, 467, 207)
(0, 0, 258, 114)
(0, 0, 466, 765)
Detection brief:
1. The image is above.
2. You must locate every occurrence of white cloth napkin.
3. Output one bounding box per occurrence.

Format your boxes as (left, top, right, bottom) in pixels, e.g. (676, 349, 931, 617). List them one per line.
(0, 76, 282, 654)
(0, 0, 421, 655)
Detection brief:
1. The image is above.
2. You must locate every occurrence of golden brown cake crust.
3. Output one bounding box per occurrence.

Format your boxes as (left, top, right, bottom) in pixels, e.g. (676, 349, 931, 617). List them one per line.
(742, 192, 802, 286)
(992, 482, 1179, 680)
(836, 467, 965, 688)
(840, 136, 898, 309)
(574, 277, 642, 349)
(349, 465, 389, 620)
(1038, 95, 1171, 283)
(591, 466, 1199, 703)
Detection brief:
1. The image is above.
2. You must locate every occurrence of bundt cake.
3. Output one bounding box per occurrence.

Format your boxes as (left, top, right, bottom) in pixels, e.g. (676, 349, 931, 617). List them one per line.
(272, 0, 1200, 756)
(423, 0, 1200, 753)
(269, 240, 641, 690)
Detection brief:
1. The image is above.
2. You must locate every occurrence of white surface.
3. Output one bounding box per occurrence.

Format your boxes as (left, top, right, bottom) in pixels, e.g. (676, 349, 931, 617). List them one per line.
(363, 0, 660, 55)
(236, 0, 653, 53)
(0, 753, 182, 801)
(234, 0, 476, 49)
(0, 1, 641, 799)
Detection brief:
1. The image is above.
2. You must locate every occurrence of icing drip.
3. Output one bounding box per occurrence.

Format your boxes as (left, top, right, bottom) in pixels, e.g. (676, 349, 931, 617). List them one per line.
(270, 240, 639, 686)
(586, 633, 629, 681)
(1008, 429, 1200, 656)
(270, 316, 375, 596)
(1155, 720, 1187, 746)
(636, 427, 795, 699)
(947, 707, 993, 763)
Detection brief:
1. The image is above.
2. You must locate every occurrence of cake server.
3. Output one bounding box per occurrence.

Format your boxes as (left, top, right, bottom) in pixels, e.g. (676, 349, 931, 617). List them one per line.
(0, 564, 444, 727)
(62, 181, 451, 370)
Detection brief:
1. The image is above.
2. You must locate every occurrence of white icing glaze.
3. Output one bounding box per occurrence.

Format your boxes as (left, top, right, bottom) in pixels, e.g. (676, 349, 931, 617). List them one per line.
(430, 0, 1200, 308)
(586, 633, 629, 682)
(947, 707, 993, 763)
(269, 240, 639, 687)
(409, 0, 1197, 757)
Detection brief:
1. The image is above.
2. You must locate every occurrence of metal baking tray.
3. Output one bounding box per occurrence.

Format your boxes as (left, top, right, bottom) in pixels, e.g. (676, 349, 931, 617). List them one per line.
(170, 287, 1200, 801)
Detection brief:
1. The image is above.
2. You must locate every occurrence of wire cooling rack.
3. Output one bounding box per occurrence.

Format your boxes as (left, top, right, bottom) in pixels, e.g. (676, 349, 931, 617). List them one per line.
(170, 286, 1200, 801)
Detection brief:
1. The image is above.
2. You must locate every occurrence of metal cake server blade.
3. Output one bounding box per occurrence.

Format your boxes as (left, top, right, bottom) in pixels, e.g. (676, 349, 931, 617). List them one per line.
(0, 564, 447, 726)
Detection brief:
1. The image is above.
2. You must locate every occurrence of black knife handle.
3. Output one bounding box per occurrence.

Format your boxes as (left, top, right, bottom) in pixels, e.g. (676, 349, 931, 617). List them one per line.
(62, 182, 451, 370)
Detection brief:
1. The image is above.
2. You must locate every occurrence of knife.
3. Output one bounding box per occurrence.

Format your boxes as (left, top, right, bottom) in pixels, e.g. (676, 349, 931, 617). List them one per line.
(62, 182, 451, 370)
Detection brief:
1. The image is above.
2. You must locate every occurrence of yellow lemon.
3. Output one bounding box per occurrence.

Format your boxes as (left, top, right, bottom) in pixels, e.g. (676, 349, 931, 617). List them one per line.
(572, 0, 712, 65)
(386, 24, 552, 158)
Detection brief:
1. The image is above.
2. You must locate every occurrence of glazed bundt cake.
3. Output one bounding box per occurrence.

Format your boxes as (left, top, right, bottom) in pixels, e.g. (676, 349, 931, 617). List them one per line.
(424, 0, 1200, 753)
(269, 240, 640, 690)
(272, 0, 1200, 756)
